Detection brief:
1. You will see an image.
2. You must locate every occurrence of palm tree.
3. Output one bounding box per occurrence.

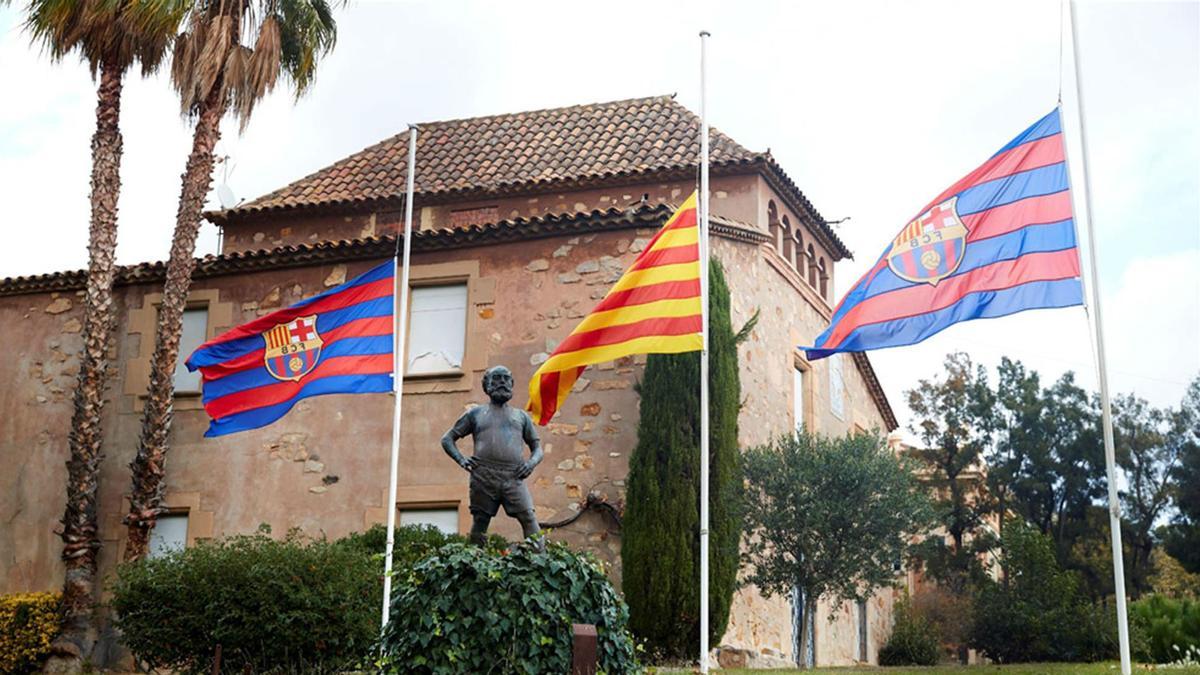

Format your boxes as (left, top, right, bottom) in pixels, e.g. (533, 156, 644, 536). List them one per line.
(23, 0, 187, 664)
(123, 0, 338, 561)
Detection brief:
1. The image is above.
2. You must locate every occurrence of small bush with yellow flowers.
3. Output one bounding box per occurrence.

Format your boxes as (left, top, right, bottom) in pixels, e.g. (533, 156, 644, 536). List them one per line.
(0, 592, 62, 674)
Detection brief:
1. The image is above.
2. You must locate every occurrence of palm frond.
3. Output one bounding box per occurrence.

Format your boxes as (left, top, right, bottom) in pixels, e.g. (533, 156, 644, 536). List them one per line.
(25, 0, 186, 77)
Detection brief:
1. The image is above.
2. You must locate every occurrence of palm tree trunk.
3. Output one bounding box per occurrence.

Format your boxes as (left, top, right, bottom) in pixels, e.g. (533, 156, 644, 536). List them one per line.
(123, 83, 225, 562)
(49, 56, 124, 667)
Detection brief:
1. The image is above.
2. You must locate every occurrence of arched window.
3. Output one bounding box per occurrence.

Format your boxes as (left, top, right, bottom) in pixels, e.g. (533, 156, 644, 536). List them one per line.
(794, 230, 804, 273)
(806, 244, 817, 287)
(781, 215, 795, 267)
(818, 257, 828, 299)
(767, 201, 782, 255)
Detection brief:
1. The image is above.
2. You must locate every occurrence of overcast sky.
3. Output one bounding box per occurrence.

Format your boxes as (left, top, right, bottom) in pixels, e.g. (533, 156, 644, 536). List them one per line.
(1, 0, 1197, 429)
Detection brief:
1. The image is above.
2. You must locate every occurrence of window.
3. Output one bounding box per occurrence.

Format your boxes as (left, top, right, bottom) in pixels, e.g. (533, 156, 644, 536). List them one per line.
(830, 353, 846, 420)
(173, 308, 208, 393)
(399, 507, 458, 535)
(818, 257, 828, 299)
(806, 245, 817, 287)
(407, 283, 468, 375)
(148, 512, 189, 559)
(793, 366, 806, 432)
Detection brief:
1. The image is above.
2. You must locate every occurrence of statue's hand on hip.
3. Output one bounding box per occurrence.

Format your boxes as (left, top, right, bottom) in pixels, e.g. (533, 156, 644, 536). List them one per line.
(515, 459, 536, 480)
(459, 456, 477, 473)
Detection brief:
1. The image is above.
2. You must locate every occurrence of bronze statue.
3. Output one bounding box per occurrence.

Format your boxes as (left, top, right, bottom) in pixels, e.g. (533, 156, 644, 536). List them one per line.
(441, 365, 544, 546)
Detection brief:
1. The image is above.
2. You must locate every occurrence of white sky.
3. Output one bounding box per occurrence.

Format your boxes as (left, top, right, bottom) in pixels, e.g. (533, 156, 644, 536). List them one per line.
(1, 0, 1197, 429)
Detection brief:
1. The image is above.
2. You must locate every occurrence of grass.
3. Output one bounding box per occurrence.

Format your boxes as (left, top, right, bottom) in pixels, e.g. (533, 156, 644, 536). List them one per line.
(656, 665, 1191, 674)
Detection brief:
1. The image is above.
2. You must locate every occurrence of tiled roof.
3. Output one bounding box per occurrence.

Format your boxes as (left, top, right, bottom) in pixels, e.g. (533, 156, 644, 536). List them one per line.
(212, 95, 851, 258)
(226, 95, 757, 214)
(0, 204, 766, 297)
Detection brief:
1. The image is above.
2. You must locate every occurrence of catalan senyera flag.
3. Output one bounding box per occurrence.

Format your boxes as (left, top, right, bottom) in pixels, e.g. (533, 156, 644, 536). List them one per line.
(527, 192, 703, 425)
(806, 108, 1083, 360)
(186, 261, 395, 437)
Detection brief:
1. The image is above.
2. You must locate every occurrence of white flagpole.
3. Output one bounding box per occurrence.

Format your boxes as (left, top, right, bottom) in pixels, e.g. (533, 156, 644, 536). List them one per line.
(698, 28, 712, 675)
(382, 124, 419, 629)
(1065, 3, 1131, 673)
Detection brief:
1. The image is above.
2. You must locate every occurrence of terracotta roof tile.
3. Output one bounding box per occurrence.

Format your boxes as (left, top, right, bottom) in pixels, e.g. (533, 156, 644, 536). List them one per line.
(225, 95, 759, 216)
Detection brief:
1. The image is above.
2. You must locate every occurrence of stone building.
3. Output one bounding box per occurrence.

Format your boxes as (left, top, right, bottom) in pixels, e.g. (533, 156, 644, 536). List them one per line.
(1, 95, 901, 667)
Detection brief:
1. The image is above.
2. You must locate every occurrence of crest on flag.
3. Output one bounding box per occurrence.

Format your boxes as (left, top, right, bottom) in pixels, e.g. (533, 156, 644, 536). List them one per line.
(264, 315, 323, 381)
(887, 197, 969, 286)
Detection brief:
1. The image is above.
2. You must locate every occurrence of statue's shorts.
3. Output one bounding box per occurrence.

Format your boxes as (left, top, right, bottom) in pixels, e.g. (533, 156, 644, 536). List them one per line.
(468, 459, 534, 518)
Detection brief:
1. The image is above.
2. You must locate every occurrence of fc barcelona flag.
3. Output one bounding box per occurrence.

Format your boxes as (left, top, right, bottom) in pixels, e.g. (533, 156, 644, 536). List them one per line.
(186, 261, 395, 437)
(806, 108, 1084, 360)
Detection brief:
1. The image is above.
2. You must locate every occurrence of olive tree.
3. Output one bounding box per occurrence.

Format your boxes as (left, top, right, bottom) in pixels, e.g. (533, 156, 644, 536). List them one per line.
(741, 430, 933, 666)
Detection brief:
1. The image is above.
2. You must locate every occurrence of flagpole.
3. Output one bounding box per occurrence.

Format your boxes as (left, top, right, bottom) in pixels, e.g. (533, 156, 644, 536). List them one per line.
(382, 124, 419, 629)
(1064, 3, 1131, 674)
(698, 28, 712, 675)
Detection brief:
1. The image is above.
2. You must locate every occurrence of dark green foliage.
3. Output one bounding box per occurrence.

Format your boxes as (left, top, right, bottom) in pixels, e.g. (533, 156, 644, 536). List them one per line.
(379, 541, 639, 674)
(336, 522, 506, 564)
(110, 529, 378, 674)
(621, 258, 747, 659)
(969, 522, 1122, 663)
(741, 430, 933, 661)
(1131, 594, 1200, 663)
(878, 595, 941, 666)
(906, 353, 997, 594)
(1164, 377, 1200, 575)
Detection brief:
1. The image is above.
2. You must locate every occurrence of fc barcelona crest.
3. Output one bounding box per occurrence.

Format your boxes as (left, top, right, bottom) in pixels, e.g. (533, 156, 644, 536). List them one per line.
(887, 197, 970, 286)
(264, 315, 323, 382)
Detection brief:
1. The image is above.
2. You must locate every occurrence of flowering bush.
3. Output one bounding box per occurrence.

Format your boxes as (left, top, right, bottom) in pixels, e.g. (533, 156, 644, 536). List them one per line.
(0, 592, 62, 674)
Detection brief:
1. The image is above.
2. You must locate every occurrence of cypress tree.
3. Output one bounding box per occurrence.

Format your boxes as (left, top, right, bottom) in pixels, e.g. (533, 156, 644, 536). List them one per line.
(622, 258, 749, 659)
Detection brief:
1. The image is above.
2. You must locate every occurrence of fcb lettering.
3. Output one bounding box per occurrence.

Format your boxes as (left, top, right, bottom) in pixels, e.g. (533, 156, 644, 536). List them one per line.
(186, 261, 395, 437)
(806, 108, 1084, 360)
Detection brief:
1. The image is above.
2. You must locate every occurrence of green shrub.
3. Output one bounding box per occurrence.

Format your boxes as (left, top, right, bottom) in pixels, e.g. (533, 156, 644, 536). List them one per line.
(879, 594, 940, 666)
(380, 541, 639, 674)
(0, 592, 61, 674)
(337, 523, 506, 563)
(1131, 594, 1200, 663)
(111, 529, 378, 674)
(969, 522, 1121, 663)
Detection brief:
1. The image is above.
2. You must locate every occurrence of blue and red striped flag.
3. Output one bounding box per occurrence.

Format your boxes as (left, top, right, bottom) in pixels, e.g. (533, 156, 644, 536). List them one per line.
(186, 261, 395, 436)
(806, 108, 1083, 360)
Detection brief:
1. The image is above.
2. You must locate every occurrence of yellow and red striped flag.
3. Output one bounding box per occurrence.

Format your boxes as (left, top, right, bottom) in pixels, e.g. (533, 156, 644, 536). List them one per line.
(527, 192, 703, 425)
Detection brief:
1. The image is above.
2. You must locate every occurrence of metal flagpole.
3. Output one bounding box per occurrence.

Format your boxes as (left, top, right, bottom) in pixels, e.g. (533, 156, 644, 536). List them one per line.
(698, 29, 712, 675)
(1064, 3, 1131, 673)
(382, 124, 419, 629)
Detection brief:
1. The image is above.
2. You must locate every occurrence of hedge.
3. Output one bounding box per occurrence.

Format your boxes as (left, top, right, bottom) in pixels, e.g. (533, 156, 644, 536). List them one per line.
(111, 529, 378, 673)
(0, 592, 61, 674)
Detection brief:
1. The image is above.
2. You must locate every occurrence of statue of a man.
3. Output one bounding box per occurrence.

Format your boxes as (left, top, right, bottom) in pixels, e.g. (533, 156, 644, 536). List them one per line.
(441, 365, 544, 546)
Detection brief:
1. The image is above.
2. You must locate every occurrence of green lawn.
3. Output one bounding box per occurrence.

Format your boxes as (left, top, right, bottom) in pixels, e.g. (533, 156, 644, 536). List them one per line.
(657, 664, 1194, 674)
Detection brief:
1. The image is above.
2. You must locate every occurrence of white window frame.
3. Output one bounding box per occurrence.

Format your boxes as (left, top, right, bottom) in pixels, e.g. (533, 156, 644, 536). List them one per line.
(173, 306, 209, 394)
(148, 511, 189, 559)
(830, 353, 846, 421)
(405, 283, 468, 377)
(793, 365, 806, 433)
(398, 507, 459, 535)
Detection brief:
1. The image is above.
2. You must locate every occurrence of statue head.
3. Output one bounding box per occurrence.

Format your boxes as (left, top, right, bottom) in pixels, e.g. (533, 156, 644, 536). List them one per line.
(481, 365, 514, 404)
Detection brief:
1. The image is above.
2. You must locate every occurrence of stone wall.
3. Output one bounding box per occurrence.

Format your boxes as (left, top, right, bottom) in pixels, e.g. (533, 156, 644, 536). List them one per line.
(1, 176, 896, 666)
